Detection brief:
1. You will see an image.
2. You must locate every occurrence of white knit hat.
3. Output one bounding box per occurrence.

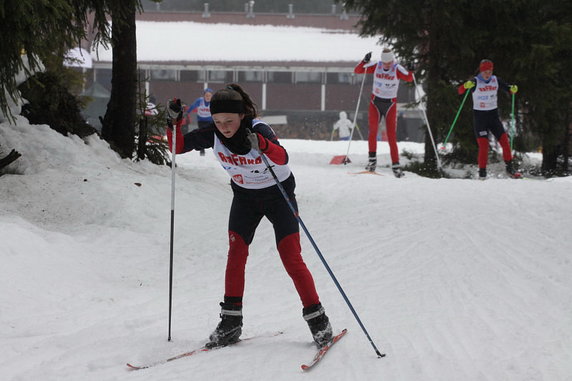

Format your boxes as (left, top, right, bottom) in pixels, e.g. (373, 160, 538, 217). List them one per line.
(380, 50, 395, 63)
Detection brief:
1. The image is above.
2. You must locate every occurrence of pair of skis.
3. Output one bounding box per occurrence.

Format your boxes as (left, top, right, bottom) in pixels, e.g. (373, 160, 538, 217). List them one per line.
(348, 170, 383, 176)
(127, 329, 347, 372)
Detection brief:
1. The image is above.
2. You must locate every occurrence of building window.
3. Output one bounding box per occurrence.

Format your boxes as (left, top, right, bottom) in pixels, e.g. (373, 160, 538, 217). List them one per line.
(326, 72, 354, 85)
(95, 68, 112, 87)
(180, 70, 205, 82)
(294, 71, 322, 84)
(238, 71, 264, 82)
(267, 71, 292, 84)
(208, 70, 233, 83)
(151, 69, 177, 81)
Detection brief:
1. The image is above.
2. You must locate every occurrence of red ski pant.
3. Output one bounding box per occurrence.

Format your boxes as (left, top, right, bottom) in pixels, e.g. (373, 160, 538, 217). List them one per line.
(368, 96, 399, 164)
(224, 178, 320, 308)
(473, 109, 512, 168)
(225, 232, 319, 308)
(477, 134, 512, 168)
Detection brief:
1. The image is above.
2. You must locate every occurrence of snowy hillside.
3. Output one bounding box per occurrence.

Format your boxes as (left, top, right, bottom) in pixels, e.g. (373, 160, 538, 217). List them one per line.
(1, 117, 572, 381)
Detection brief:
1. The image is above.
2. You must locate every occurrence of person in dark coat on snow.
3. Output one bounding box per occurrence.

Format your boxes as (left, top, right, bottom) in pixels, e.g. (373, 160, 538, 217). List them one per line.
(166, 83, 333, 348)
(458, 59, 521, 179)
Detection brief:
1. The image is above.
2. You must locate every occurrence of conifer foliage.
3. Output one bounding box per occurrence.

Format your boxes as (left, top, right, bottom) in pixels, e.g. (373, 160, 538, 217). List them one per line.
(341, 0, 572, 175)
(0, 0, 110, 118)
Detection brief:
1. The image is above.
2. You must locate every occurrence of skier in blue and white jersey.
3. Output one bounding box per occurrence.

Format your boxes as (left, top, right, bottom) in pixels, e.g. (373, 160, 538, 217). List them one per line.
(185, 88, 214, 156)
(458, 59, 521, 179)
(187, 88, 214, 129)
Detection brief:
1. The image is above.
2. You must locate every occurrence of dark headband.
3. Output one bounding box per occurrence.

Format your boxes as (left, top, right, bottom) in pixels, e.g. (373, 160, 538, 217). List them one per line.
(209, 99, 245, 115)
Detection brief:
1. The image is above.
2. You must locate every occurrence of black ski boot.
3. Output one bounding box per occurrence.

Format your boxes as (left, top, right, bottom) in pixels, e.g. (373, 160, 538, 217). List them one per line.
(303, 303, 333, 348)
(505, 160, 522, 179)
(206, 300, 243, 348)
(478, 168, 487, 180)
(391, 163, 404, 178)
(365, 152, 377, 172)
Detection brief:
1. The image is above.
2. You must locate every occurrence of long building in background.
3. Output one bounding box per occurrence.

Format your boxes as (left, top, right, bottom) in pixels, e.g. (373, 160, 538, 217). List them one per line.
(81, 7, 424, 141)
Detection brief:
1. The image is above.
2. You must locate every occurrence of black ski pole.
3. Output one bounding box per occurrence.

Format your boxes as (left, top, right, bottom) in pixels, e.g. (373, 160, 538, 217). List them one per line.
(166, 100, 182, 341)
(258, 152, 385, 358)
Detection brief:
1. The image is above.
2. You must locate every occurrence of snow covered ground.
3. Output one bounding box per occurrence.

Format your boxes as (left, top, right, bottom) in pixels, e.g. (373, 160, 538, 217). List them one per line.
(1, 116, 572, 381)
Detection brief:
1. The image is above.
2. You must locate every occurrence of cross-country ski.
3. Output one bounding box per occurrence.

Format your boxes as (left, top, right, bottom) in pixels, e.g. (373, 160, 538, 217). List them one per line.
(348, 170, 383, 176)
(127, 331, 284, 370)
(301, 329, 348, 371)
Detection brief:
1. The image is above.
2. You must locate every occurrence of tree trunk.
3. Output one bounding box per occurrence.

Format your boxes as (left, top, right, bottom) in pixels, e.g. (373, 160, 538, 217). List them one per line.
(564, 109, 571, 174)
(101, 3, 138, 159)
(0, 149, 21, 171)
(540, 108, 570, 176)
(424, 74, 438, 169)
(541, 147, 560, 176)
(423, 4, 441, 171)
(137, 117, 148, 161)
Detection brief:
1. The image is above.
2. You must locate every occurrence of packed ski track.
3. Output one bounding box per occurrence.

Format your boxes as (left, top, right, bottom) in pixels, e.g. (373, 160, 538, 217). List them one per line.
(1, 122, 572, 380)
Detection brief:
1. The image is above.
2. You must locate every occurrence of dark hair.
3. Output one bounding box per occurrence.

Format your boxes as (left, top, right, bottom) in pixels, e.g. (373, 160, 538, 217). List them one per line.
(211, 83, 258, 119)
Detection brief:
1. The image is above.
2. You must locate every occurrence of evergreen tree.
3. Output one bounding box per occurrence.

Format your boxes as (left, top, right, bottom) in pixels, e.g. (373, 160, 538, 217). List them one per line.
(0, 0, 86, 118)
(1, 0, 147, 160)
(512, 1, 572, 175)
(0, 0, 117, 116)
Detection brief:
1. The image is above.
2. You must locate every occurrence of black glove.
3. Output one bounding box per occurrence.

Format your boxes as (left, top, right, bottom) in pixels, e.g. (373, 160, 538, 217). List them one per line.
(406, 62, 416, 71)
(363, 52, 372, 63)
(167, 98, 183, 122)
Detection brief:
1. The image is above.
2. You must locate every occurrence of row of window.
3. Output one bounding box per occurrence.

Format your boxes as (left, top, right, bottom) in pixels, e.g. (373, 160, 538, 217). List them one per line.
(92, 68, 417, 103)
(149, 69, 361, 85)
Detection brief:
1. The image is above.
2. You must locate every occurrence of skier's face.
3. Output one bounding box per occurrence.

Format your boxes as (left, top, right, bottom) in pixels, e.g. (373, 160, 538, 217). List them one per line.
(213, 113, 244, 138)
(481, 70, 493, 80)
(204, 92, 213, 102)
(381, 61, 392, 70)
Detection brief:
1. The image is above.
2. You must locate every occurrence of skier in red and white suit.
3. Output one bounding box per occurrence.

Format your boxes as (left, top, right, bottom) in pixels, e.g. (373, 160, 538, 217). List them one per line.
(166, 84, 333, 349)
(354, 49, 413, 176)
